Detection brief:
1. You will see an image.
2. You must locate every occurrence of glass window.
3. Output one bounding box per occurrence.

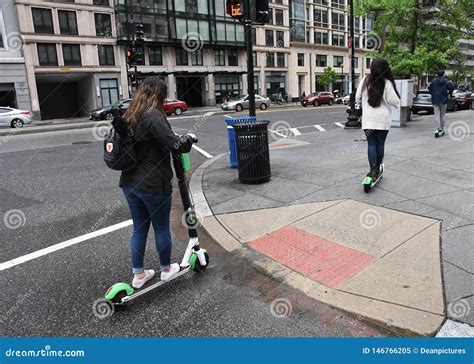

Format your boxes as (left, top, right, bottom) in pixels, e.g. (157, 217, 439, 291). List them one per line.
(100, 79, 118, 108)
(62, 44, 81, 66)
(268, 8, 273, 25)
(315, 31, 328, 44)
(58, 10, 78, 35)
(276, 31, 284, 47)
(199, 20, 209, 41)
(214, 75, 240, 104)
(277, 52, 285, 67)
(366, 58, 371, 68)
(0, 10, 5, 49)
(215, 49, 225, 66)
(314, 9, 328, 28)
(191, 49, 203, 66)
(354, 35, 360, 49)
(198, 0, 208, 14)
(176, 18, 187, 39)
(37, 43, 58, 66)
(251, 28, 256, 45)
(265, 30, 274, 46)
(253, 51, 258, 66)
(228, 50, 238, 66)
(266, 52, 275, 67)
(156, 16, 169, 39)
(149, 46, 162, 65)
(297, 53, 304, 67)
(226, 23, 236, 42)
(316, 54, 327, 67)
(95, 13, 112, 36)
(98, 45, 114, 65)
(352, 57, 359, 69)
(332, 12, 345, 31)
(354, 17, 360, 32)
(332, 33, 345, 47)
(93, 0, 109, 5)
(332, 0, 345, 9)
(216, 22, 226, 41)
(176, 48, 188, 65)
(275, 9, 284, 26)
(32, 8, 54, 34)
(254, 76, 259, 93)
(333, 55, 344, 67)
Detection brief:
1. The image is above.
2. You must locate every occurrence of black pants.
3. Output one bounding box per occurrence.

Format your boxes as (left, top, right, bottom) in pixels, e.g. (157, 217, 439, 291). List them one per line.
(364, 129, 389, 169)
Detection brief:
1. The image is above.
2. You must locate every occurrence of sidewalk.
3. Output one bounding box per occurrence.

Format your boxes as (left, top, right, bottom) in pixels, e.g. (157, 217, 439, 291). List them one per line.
(191, 110, 474, 336)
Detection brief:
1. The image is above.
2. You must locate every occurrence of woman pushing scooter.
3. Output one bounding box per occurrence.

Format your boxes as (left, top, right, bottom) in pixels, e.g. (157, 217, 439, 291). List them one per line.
(355, 58, 400, 192)
(120, 77, 197, 288)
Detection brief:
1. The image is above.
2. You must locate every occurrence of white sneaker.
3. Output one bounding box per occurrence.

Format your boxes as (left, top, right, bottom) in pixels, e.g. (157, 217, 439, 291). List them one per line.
(132, 269, 155, 289)
(160, 263, 180, 281)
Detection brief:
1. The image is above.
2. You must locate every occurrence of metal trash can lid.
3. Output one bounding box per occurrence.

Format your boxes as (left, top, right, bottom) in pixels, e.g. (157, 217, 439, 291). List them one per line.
(232, 120, 270, 132)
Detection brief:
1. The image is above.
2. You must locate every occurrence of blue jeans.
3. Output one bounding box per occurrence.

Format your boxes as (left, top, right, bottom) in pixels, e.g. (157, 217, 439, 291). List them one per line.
(122, 187, 172, 274)
(364, 129, 389, 169)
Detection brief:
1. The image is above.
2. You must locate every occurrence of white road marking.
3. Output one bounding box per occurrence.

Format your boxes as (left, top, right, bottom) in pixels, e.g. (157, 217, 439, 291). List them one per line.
(290, 128, 301, 136)
(314, 125, 326, 131)
(335, 122, 345, 128)
(0, 220, 133, 271)
(192, 144, 213, 159)
(269, 129, 288, 138)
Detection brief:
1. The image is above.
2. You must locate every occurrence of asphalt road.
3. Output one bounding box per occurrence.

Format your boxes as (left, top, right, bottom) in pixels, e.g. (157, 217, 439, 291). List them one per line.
(0, 105, 389, 337)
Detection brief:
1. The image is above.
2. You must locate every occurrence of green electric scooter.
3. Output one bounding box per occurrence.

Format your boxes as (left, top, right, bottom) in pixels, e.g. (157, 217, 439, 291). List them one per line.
(102, 150, 209, 309)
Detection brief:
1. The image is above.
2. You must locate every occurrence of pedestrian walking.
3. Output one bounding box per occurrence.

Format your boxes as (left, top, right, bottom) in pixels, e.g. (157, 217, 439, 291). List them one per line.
(355, 58, 400, 184)
(120, 76, 197, 289)
(428, 70, 454, 137)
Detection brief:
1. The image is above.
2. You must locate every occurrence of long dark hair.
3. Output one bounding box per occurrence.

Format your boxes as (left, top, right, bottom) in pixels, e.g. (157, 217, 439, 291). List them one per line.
(123, 77, 167, 135)
(364, 58, 400, 108)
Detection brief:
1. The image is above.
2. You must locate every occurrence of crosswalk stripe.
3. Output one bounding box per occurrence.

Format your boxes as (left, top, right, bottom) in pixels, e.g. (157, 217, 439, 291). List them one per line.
(314, 125, 326, 131)
(290, 128, 301, 136)
(335, 122, 345, 128)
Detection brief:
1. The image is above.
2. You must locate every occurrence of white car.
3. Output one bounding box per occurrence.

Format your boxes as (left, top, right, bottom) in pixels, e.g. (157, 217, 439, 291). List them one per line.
(0, 106, 33, 128)
(221, 95, 270, 112)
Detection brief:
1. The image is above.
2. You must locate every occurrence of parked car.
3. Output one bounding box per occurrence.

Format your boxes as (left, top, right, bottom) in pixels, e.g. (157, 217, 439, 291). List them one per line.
(164, 99, 188, 116)
(301, 92, 335, 107)
(221, 95, 270, 112)
(89, 99, 131, 121)
(453, 91, 473, 110)
(411, 90, 457, 114)
(0, 106, 32, 128)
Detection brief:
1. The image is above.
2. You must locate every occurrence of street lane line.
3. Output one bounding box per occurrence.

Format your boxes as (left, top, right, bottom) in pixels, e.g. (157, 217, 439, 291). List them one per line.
(192, 144, 213, 159)
(269, 129, 288, 138)
(314, 125, 326, 131)
(0, 220, 133, 271)
(290, 128, 301, 136)
(335, 122, 345, 128)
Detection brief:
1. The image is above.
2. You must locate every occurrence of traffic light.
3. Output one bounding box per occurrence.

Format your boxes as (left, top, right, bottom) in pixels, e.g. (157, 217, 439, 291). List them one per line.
(254, 0, 270, 24)
(226, 0, 243, 18)
(135, 23, 144, 46)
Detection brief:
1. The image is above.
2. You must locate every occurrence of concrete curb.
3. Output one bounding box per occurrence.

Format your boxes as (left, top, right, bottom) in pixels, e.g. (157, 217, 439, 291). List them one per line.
(189, 154, 446, 337)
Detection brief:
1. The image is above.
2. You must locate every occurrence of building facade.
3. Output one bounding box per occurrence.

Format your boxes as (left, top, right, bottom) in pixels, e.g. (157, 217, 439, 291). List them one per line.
(0, 0, 31, 112)
(14, 0, 127, 120)
(288, 0, 371, 99)
(114, 0, 247, 107)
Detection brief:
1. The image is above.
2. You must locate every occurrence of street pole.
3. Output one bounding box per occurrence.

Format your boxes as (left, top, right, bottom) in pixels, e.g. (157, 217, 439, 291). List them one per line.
(345, 0, 361, 128)
(245, 0, 256, 117)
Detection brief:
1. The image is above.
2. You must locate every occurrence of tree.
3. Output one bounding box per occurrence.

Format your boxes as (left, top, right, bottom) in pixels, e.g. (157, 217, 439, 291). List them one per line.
(356, 0, 473, 79)
(316, 67, 339, 90)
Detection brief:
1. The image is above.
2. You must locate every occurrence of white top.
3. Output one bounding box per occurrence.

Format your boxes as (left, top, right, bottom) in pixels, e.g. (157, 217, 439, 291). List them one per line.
(355, 76, 400, 130)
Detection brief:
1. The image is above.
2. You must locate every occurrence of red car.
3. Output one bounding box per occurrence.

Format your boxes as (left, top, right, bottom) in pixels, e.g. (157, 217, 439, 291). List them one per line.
(301, 92, 335, 107)
(164, 99, 188, 116)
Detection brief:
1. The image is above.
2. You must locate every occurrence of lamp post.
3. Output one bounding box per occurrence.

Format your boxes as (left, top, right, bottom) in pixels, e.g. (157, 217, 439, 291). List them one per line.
(345, 0, 361, 128)
(245, 1, 256, 116)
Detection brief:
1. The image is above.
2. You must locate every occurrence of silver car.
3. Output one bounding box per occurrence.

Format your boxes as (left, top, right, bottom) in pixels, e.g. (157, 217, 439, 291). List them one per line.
(0, 106, 33, 128)
(221, 95, 271, 112)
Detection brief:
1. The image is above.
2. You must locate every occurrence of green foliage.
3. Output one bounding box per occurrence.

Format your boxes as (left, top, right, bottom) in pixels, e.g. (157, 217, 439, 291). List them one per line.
(355, 0, 472, 78)
(316, 67, 339, 88)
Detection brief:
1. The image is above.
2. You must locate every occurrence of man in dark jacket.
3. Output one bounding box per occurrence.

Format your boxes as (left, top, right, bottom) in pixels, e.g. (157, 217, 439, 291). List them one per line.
(428, 70, 454, 133)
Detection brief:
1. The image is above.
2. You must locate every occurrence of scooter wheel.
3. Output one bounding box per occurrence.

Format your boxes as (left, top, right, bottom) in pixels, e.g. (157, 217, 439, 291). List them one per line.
(191, 252, 209, 273)
(111, 290, 128, 306)
(363, 184, 371, 193)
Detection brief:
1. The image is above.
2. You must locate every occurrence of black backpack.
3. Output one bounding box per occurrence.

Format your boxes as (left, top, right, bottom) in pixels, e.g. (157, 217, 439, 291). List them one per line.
(103, 108, 137, 171)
